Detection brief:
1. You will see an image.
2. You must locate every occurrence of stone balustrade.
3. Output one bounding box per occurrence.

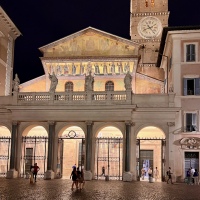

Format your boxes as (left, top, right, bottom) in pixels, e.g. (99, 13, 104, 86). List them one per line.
(0, 91, 176, 107)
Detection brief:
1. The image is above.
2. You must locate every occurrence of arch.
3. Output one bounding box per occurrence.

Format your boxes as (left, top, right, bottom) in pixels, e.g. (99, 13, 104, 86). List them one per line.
(0, 122, 11, 132)
(57, 122, 86, 137)
(135, 123, 166, 139)
(93, 122, 124, 138)
(65, 81, 73, 92)
(0, 125, 11, 137)
(105, 81, 114, 91)
(20, 122, 48, 137)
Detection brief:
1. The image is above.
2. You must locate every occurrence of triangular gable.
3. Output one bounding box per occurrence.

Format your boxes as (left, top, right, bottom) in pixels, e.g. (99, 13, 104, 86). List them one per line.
(39, 27, 140, 57)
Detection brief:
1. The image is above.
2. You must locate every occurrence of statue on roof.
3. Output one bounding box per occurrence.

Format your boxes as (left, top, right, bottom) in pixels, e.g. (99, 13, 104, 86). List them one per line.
(12, 74, 20, 92)
(85, 71, 94, 91)
(124, 71, 132, 91)
(49, 72, 58, 92)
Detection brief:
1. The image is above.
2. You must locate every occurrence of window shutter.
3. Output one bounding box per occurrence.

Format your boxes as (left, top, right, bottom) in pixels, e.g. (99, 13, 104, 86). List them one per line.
(186, 45, 190, 61)
(195, 78, 200, 95)
(183, 78, 187, 96)
(191, 44, 195, 61)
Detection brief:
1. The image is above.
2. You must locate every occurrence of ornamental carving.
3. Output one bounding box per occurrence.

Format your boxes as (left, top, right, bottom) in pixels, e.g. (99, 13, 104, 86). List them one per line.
(180, 137, 200, 149)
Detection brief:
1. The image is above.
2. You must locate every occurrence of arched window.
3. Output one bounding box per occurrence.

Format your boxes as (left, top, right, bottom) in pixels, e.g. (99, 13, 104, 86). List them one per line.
(105, 81, 114, 91)
(65, 82, 73, 92)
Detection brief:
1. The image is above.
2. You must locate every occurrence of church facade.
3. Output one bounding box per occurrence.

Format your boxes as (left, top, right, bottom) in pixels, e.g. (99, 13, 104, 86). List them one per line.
(0, 1, 199, 182)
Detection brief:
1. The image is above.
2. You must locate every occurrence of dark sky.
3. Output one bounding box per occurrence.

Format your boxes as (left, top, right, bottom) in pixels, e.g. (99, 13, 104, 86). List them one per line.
(1, 0, 200, 83)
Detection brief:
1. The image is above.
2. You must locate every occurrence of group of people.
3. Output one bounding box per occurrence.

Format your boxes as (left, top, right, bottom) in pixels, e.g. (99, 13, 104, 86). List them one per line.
(141, 166, 159, 182)
(186, 167, 199, 185)
(141, 166, 174, 184)
(70, 164, 85, 190)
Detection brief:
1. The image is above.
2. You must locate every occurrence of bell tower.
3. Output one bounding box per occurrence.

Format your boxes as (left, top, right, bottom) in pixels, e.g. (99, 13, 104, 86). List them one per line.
(130, 0, 169, 64)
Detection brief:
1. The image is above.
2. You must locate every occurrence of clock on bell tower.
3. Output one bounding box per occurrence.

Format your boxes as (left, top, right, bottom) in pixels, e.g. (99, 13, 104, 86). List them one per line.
(130, 0, 169, 64)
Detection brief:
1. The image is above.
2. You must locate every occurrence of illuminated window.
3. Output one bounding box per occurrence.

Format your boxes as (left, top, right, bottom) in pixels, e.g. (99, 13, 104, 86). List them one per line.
(65, 82, 73, 92)
(105, 81, 114, 91)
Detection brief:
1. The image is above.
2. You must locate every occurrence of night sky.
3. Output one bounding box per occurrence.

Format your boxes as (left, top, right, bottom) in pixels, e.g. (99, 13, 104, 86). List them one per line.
(1, 0, 200, 83)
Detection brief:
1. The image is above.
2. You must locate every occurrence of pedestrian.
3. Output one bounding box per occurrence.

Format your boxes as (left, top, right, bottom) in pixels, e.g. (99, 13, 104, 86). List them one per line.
(148, 167, 153, 183)
(166, 167, 173, 184)
(30, 163, 40, 182)
(101, 166, 105, 176)
(154, 167, 159, 182)
(70, 167, 78, 190)
(78, 168, 85, 190)
(193, 169, 199, 185)
(141, 167, 145, 180)
(186, 168, 192, 185)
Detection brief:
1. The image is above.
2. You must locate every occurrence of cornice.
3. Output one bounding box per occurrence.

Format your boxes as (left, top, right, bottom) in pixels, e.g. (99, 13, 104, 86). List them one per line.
(131, 11, 169, 17)
(40, 56, 139, 62)
(0, 6, 21, 38)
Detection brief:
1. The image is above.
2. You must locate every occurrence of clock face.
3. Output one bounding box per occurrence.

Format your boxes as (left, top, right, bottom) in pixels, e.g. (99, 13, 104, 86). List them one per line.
(137, 17, 162, 39)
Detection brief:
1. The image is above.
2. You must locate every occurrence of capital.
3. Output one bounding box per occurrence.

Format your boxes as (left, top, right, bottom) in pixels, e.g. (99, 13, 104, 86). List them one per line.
(12, 121, 19, 126)
(125, 121, 135, 126)
(48, 121, 56, 126)
(85, 121, 93, 126)
(167, 122, 175, 127)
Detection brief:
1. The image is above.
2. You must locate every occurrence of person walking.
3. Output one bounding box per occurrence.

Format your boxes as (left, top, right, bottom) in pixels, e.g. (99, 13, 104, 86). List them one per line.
(30, 163, 40, 182)
(166, 167, 173, 184)
(141, 167, 146, 180)
(148, 167, 153, 183)
(186, 168, 192, 185)
(78, 168, 85, 190)
(154, 167, 159, 182)
(70, 167, 78, 190)
(193, 169, 199, 185)
(101, 166, 105, 176)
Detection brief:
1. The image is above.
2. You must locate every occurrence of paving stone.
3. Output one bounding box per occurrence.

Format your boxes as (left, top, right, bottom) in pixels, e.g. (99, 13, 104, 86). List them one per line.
(0, 178, 200, 200)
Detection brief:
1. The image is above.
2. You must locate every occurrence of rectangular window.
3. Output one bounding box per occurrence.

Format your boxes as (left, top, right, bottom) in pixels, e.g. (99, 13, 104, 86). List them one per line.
(185, 113, 197, 132)
(186, 44, 196, 62)
(183, 78, 200, 95)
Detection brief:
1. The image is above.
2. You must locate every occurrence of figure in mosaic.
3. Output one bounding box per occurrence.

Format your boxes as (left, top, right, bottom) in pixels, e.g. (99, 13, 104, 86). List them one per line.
(64, 65, 69, 75)
(95, 63, 100, 74)
(85, 71, 94, 91)
(72, 64, 76, 75)
(80, 63, 85, 75)
(124, 71, 132, 91)
(12, 73, 20, 92)
(49, 72, 58, 92)
(124, 62, 130, 73)
(103, 63, 108, 74)
(118, 62, 123, 74)
(111, 62, 115, 74)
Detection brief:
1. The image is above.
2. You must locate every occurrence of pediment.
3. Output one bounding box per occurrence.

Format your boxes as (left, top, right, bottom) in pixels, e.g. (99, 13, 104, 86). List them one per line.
(39, 27, 140, 57)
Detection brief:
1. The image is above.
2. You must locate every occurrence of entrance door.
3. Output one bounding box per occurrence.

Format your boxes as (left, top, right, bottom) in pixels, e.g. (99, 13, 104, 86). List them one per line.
(140, 150, 153, 179)
(58, 138, 85, 178)
(95, 138, 123, 180)
(185, 152, 199, 176)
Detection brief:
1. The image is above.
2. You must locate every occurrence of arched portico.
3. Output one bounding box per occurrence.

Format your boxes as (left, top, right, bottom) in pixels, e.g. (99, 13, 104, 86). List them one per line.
(0, 125, 11, 177)
(20, 125, 48, 178)
(94, 125, 123, 180)
(57, 125, 85, 179)
(136, 125, 166, 182)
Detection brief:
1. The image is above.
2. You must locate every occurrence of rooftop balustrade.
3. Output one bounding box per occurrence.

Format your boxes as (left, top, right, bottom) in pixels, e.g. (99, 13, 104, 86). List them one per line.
(0, 91, 175, 108)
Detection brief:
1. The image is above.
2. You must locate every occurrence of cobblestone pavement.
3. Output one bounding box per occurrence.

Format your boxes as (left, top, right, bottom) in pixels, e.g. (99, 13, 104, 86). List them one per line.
(0, 178, 200, 200)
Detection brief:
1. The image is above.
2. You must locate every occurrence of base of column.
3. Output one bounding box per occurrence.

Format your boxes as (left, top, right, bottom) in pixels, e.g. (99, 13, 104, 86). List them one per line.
(123, 171, 133, 182)
(6, 169, 18, 179)
(44, 170, 55, 180)
(84, 170, 92, 181)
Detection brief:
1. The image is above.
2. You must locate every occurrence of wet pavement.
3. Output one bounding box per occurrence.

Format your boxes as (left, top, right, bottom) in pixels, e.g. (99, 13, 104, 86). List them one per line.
(0, 178, 200, 200)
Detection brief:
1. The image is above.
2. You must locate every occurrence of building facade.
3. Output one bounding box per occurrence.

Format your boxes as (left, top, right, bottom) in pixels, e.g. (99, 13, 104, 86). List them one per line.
(0, 1, 199, 182)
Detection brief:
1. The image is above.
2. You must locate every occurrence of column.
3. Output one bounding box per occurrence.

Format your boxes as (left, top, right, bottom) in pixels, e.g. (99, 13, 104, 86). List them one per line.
(6, 121, 19, 178)
(44, 121, 55, 179)
(123, 121, 133, 182)
(84, 121, 93, 180)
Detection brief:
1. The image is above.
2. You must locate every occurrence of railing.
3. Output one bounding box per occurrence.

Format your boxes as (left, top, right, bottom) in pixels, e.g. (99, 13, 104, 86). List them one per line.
(14, 91, 131, 105)
(0, 91, 176, 107)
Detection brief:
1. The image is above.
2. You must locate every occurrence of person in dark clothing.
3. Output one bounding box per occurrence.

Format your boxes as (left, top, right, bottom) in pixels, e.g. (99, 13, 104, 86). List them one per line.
(30, 163, 40, 182)
(70, 167, 78, 190)
(101, 166, 105, 176)
(167, 167, 173, 184)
